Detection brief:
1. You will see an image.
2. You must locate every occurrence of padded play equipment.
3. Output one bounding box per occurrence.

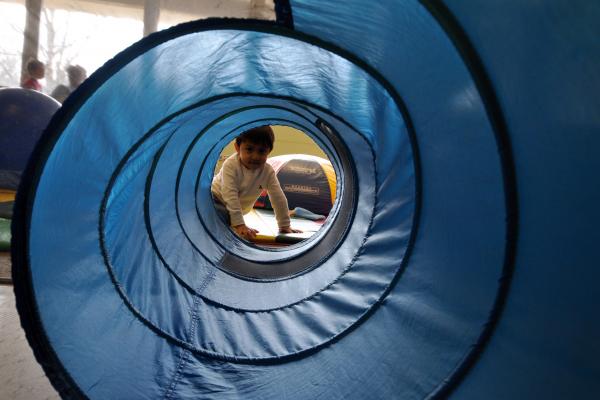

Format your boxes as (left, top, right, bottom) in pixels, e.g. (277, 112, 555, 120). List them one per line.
(11, 1, 600, 399)
(0, 218, 9, 251)
(0, 189, 15, 219)
(0, 88, 59, 252)
(254, 154, 336, 215)
(0, 87, 60, 192)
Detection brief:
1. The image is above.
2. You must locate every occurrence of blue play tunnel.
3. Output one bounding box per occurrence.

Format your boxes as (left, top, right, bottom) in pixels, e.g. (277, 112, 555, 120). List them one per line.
(12, 1, 600, 398)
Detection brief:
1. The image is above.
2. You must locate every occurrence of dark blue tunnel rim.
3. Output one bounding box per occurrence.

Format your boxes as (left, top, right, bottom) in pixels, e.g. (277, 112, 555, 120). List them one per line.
(144, 116, 328, 287)
(96, 86, 391, 358)
(195, 119, 342, 253)
(49, 22, 417, 363)
(5, 4, 518, 398)
(188, 105, 359, 277)
(12, 20, 420, 372)
(94, 89, 415, 365)
(120, 95, 355, 299)
(139, 99, 358, 283)
(175, 104, 352, 269)
(9, 16, 427, 397)
(416, 1, 519, 399)
(109, 93, 378, 312)
(274, 2, 516, 397)
(191, 113, 346, 259)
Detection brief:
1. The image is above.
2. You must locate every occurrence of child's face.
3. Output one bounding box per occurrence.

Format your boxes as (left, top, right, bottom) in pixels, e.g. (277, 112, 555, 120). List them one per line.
(32, 65, 45, 79)
(235, 140, 271, 170)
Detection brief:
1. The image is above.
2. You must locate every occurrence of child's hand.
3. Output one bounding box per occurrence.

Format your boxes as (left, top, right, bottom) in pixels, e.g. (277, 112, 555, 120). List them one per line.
(233, 224, 258, 240)
(279, 226, 302, 234)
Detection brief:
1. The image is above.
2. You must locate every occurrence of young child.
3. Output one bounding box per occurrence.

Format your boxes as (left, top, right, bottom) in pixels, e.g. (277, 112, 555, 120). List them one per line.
(21, 59, 45, 91)
(211, 126, 301, 240)
(51, 64, 87, 103)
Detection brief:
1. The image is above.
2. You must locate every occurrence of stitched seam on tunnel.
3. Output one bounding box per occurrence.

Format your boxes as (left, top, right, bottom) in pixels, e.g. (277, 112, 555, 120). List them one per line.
(164, 288, 203, 399)
(148, 140, 208, 400)
(163, 347, 191, 400)
(197, 268, 217, 296)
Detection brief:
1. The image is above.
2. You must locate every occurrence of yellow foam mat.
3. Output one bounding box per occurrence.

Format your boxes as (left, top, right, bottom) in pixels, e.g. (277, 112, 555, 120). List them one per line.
(244, 209, 324, 245)
(0, 190, 16, 203)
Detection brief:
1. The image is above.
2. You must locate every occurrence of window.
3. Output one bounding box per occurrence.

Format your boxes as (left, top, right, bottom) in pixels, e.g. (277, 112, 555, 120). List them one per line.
(0, 0, 274, 90)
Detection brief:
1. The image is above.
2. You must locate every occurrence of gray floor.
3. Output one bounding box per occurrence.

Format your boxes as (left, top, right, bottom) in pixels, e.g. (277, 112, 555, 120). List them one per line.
(0, 252, 10, 284)
(0, 252, 59, 399)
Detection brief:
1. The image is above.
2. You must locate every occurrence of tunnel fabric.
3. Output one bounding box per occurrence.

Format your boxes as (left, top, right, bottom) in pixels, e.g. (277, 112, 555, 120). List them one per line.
(105, 98, 385, 358)
(11, 2, 600, 400)
(285, 0, 511, 397)
(289, 0, 599, 399)
(14, 22, 417, 398)
(425, 2, 600, 399)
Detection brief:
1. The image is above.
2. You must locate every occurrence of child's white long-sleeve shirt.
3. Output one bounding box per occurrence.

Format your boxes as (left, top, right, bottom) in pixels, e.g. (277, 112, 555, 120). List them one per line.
(211, 153, 291, 229)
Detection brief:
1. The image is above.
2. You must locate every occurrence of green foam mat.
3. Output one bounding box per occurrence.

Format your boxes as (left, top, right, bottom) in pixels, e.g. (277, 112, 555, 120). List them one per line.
(0, 218, 10, 251)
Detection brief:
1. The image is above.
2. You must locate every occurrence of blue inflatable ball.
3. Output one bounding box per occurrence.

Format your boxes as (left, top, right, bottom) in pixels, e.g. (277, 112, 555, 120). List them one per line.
(0, 88, 60, 189)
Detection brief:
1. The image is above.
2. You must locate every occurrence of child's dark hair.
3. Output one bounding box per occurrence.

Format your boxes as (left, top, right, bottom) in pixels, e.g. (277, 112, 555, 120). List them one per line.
(236, 125, 274, 150)
(26, 59, 44, 74)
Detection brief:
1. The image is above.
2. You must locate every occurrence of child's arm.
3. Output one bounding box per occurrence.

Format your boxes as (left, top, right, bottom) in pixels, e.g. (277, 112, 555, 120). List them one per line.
(220, 159, 256, 238)
(232, 224, 258, 240)
(265, 167, 302, 234)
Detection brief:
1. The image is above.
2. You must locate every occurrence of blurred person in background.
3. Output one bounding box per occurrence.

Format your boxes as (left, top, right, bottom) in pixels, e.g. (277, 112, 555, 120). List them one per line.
(51, 64, 87, 103)
(21, 59, 45, 91)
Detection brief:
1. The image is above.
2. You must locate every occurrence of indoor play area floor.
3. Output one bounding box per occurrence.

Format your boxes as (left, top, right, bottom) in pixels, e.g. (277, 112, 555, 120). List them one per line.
(0, 278, 59, 399)
(244, 208, 325, 247)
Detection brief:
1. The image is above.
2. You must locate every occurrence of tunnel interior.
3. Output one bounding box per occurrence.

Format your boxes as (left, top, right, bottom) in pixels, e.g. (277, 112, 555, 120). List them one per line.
(11, 1, 600, 399)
